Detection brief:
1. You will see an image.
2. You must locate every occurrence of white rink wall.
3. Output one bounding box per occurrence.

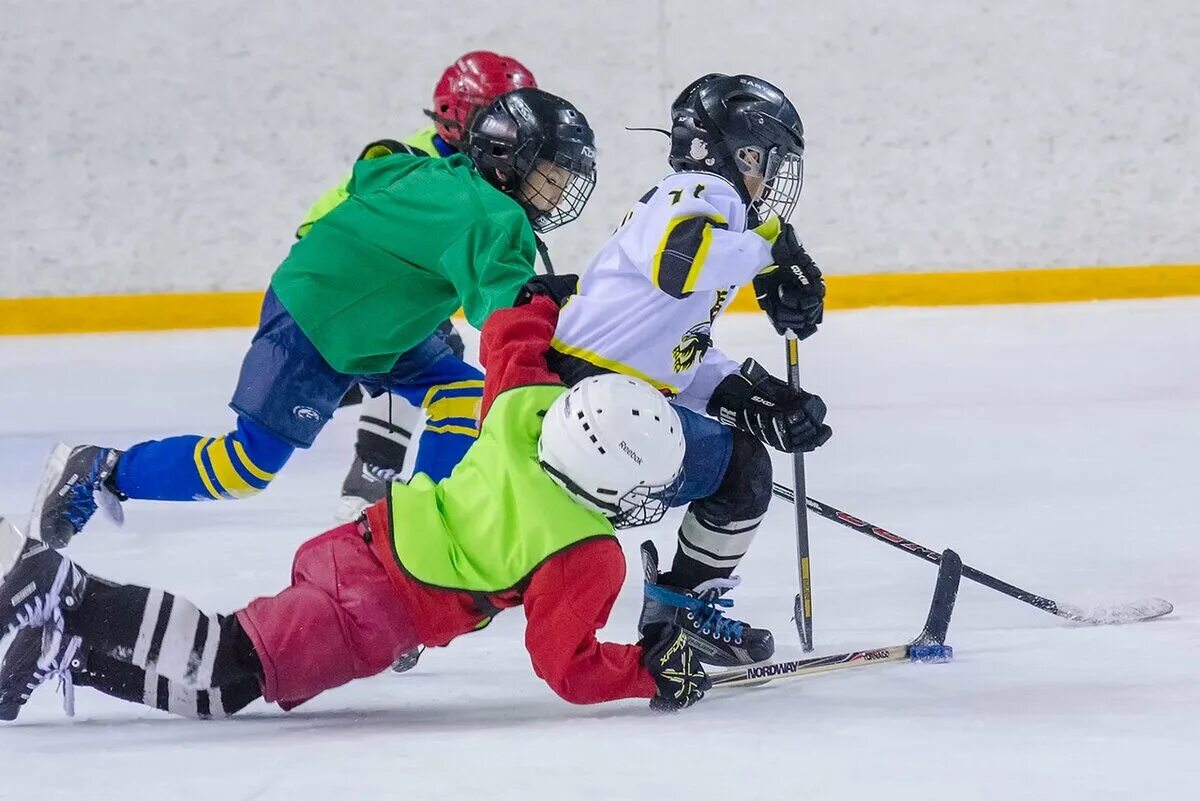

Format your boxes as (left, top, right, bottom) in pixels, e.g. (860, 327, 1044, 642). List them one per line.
(2, 0, 1197, 298)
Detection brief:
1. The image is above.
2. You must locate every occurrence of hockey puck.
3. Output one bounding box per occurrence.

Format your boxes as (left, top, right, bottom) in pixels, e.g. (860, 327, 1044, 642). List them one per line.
(908, 644, 954, 663)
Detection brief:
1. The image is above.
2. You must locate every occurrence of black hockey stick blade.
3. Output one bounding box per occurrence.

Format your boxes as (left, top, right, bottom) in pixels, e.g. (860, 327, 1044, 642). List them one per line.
(914, 549, 962, 646)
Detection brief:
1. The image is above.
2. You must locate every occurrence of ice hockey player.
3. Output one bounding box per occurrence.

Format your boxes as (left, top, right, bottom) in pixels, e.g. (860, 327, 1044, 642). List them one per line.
(544, 73, 830, 668)
(26, 87, 597, 550)
(294, 51, 540, 519)
(0, 293, 711, 720)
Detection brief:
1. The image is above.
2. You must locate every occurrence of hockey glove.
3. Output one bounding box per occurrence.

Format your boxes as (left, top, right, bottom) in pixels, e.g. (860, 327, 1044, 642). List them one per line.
(707, 359, 832, 453)
(641, 624, 710, 712)
(753, 224, 825, 339)
(513, 273, 579, 308)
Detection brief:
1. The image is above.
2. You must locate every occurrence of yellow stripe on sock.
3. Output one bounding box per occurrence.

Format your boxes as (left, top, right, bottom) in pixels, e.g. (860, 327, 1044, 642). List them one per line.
(192, 437, 221, 500)
(423, 423, 480, 438)
(205, 439, 260, 499)
(425, 395, 481, 423)
(232, 440, 276, 482)
(420, 380, 485, 410)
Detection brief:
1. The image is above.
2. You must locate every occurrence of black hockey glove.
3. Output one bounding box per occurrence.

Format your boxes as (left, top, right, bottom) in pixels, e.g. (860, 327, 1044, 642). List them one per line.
(753, 224, 825, 340)
(641, 624, 710, 712)
(707, 358, 833, 453)
(513, 273, 579, 308)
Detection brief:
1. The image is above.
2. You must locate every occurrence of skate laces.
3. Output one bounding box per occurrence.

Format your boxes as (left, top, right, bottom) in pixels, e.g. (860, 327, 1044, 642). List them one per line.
(38, 618, 82, 718)
(645, 577, 747, 643)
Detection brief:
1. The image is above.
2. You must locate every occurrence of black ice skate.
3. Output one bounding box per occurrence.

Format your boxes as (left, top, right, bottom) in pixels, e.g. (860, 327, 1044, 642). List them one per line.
(337, 456, 398, 522)
(0, 621, 84, 720)
(638, 540, 774, 668)
(29, 443, 124, 548)
(0, 517, 89, 647)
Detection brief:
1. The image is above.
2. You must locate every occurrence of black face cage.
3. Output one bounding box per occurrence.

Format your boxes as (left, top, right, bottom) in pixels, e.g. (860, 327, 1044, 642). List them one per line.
(753, 150, 804, 224)
(610, 480, 680, 530)
(526, 163, 596, 234)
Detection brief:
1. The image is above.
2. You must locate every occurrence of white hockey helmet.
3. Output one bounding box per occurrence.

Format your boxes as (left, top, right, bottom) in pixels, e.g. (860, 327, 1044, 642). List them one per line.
(539, 375, 685, 528)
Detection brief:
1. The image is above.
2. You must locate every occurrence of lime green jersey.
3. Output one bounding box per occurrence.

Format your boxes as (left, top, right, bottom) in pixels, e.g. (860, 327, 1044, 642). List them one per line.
(385, 384, 615, 592)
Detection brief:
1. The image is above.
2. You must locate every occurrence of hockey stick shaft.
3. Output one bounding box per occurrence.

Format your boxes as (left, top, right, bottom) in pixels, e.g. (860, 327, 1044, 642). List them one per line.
(785, 335, 814, 651)
(711, 644, 909, 688)
(771, 483, 1062, 610)
(768, 484, 1172, 625)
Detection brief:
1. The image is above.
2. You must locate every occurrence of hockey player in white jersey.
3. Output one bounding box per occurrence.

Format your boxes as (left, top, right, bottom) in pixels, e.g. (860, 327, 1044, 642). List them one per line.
(546, 73, 830, 667)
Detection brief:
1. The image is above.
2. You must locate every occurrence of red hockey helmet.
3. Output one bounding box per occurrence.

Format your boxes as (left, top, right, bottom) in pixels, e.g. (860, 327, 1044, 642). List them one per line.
(429, 51, 538, 149)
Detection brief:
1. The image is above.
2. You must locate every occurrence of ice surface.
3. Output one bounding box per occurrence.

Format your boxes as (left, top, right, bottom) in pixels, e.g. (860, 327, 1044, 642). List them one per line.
(0, 299, 1196, 801)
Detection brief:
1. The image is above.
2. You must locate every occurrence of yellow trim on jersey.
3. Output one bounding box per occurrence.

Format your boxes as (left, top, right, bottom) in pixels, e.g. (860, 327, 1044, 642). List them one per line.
(192, 437, 221, 500)
(549, 337, 681, 395)
(681, 223, 717, 295)
(205, 439, 261, 499)
(425, 395, 481, 423)
(650, 213, 728, 295)
(424, 423, 481, 438)
(751, 214, 783, 244)
(232, 441, 277, 483)
(420, 380, 485, 410)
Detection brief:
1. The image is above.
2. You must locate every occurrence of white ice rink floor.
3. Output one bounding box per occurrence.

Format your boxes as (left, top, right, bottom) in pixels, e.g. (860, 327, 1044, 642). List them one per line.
(1, 299, 1196, 801)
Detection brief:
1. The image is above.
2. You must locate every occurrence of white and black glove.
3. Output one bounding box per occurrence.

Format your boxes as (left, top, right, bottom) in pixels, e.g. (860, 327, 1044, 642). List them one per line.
(641, 624, 710, 712)
(707, 359, 832, 453)
(753, 224, 825, 340)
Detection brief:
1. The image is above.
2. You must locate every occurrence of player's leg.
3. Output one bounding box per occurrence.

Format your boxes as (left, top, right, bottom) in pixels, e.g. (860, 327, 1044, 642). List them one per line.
(1, 520, 418, 717)
(337, 390, 419, 520)
(637, 407, 775, 666)
(0, 627, 259, 720)
(383, 327, 482, 484)
(28, 288, 351, 547)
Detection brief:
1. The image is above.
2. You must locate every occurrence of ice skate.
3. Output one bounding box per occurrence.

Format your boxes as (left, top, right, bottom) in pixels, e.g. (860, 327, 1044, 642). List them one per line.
(638, 540, 774, 667)
(29, 444, 124, 548)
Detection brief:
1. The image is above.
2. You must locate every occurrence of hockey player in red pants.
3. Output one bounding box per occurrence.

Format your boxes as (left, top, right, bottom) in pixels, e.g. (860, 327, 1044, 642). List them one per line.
(0, 292, 710, 719)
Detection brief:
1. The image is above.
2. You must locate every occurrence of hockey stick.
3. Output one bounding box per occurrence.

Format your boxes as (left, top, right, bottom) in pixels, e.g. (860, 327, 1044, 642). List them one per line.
(711, 549, 962, 689)
(770, 484, 1174, 625)
(784, 333, 814, 652)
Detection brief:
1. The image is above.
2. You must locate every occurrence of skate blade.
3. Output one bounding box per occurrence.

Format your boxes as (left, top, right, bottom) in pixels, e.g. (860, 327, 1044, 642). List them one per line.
(0, 517, 28, 578)
(27, 443, 71, 544)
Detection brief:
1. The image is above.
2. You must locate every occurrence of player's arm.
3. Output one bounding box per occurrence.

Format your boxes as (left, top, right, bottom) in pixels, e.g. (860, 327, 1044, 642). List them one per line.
(478, 290, 570, 420)
(624, 180, 774, 298)
(522, 538, 658, 704)
(442, 212, 539, 332)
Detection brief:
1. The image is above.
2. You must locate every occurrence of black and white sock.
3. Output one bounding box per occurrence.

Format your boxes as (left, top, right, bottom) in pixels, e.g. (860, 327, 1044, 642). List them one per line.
(64, 581, 262, 690)
(355, 392, 417, 478)
(74, 651, 261, 719)
(670, 509, 764, 587)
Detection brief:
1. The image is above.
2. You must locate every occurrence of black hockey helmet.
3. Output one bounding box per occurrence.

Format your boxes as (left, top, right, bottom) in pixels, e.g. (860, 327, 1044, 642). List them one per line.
(668, 73, 805, 225)
(465, 87, 597, 233)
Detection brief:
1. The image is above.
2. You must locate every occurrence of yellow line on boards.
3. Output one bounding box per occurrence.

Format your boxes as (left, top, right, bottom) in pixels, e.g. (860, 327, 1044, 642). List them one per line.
(1, 265, 1198, 336)
(727, 264, 1200, 312)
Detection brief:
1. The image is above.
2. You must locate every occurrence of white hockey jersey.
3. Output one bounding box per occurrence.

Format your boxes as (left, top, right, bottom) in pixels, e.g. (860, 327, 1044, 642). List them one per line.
(551, 171, 777, 411)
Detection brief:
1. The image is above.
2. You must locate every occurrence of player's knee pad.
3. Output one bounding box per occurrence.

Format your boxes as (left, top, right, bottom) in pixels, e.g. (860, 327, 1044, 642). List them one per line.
(691, 432, 773, 526)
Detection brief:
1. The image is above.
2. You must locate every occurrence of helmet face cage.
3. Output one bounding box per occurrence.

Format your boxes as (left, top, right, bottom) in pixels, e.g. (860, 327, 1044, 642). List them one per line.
(754, 149, 804, 223)
(610, 478, 680, 530)
(523, 156, 596, 233)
